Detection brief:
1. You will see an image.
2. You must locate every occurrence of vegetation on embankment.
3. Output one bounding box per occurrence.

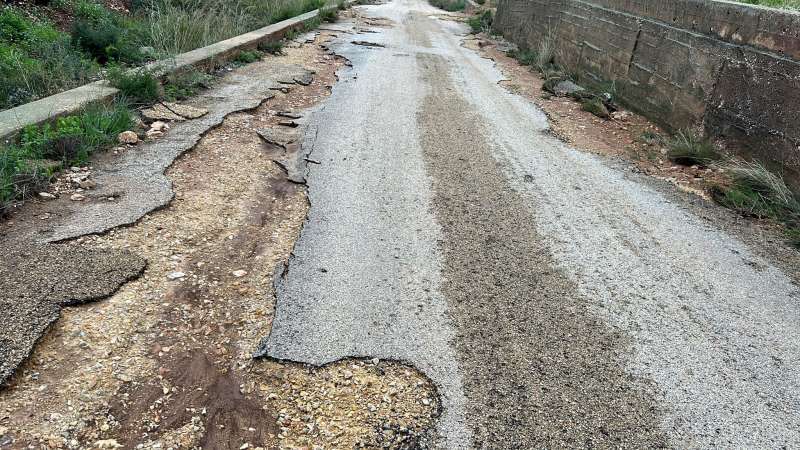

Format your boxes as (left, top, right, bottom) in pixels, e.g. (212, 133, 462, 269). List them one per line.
(429, 0, 466, 12)
(0, 0, 326, 111)
(1, 0, 344, 214)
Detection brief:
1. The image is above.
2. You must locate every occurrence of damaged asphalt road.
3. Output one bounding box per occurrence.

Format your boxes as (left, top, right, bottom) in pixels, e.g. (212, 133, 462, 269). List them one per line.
(265, 0, 800, 448)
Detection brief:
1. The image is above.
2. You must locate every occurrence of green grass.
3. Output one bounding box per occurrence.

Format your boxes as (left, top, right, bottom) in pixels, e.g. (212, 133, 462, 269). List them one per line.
(666, 130, 721, 166)
(319, 6, 339, 22)
(163, 67, 214, 101)
(1, 102, 133, 212)
(713, 160, 800, 247)
(234, 49, 263, 64)
(0, 7, 99, 110)
(580, 97, 609, 119)
(429, 0, 466, 12)
(467, 10, 493, 33)
(258, 39, 284, 55)
(1, 0, 330, 111)
(106, 65, 161, 104)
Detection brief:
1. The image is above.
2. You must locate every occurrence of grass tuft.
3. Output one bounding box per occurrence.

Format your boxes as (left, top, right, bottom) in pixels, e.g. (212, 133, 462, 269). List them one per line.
(234, 49, 263, 64)
(107, 65, 161, 104)
(713, 159, 800, 247)
(258, 39, 284, 55)
(580, 96, 609, 119)
(429, 0, 466, 11)
(666, 130, 720, 166)
(163, 67, 214, 101)
(467, 10, 493, 34)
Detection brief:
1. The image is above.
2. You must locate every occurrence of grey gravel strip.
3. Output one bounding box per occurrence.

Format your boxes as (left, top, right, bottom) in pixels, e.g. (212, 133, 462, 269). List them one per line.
(261, 6, 471, 448)
(416, 51, 668, 448)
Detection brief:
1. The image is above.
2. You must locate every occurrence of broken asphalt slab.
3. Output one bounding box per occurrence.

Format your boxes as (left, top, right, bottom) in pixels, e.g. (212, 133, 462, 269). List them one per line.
(0, 244, 145, 385)
(36, 64, 314, 243)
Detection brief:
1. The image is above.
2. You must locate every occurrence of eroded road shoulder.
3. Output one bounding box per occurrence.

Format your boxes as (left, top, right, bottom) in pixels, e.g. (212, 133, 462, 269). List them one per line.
(0, 22, 438, 449)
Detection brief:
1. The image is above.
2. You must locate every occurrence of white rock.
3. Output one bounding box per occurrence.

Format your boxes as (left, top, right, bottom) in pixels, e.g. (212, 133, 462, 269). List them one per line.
(232, 269, 248, 278)
(167, 272, 186, 280)
(95, 439, 123, 448)
(150, 121, 169, 131)
(117, 131, 139, 145)
(70, 193, 86, 201)
(38, 192, 56, 199)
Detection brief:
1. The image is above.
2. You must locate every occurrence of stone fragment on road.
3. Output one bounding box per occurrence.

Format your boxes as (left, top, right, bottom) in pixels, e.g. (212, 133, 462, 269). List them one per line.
(117, 131, 139, 145)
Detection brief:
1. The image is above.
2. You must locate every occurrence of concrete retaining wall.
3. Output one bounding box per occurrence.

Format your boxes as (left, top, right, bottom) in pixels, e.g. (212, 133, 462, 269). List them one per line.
(494, 0, 800, 178)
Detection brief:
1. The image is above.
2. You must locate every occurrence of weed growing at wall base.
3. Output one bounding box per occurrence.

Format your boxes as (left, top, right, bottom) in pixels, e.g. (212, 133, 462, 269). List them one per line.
(712, 160, 800, 247)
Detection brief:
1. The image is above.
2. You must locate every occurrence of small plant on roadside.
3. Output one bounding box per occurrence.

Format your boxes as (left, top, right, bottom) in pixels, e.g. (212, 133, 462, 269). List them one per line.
(258, 39, 284, 55)
(666, 130, 720, 166)
(234, 49, 263, 64)
(319, 6, 338, 22)
(107, 65, 161, 104)
(712, 160, 800, 248)
(787, 227, 800, 248)
(580, 96, 609, 119)
(163, 67, 214, 101)
(429, 0, 466, 12)
(639, 130, 663, 146)
(467, 10, 493, 34)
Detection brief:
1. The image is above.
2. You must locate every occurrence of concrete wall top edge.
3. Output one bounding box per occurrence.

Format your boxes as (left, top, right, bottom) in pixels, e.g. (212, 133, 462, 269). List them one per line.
(583, 0, 800, 59)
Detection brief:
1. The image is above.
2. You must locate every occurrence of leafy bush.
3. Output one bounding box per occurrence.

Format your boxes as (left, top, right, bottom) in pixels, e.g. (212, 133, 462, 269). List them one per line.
(107, 65, 161, 104)
(666, 130, 720, 166)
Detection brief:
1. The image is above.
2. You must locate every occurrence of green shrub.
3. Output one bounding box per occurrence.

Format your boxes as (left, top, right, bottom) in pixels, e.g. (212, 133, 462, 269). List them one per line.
(163, 67, 214, 100)
(234, 49, 263, 64)
(107, 65, 161, 104)
(0, 7, 98, 110)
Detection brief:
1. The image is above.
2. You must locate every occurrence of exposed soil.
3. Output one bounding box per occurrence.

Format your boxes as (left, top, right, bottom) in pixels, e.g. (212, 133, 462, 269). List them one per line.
(0, 21, 438, 450)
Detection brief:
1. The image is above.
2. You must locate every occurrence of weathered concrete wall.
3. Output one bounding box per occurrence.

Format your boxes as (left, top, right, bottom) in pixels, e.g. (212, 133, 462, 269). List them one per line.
(494, 0, 800, 177)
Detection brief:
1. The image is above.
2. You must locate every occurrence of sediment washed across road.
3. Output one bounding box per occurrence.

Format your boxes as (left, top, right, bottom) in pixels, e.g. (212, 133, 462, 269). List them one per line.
(264, 0, 800, 448)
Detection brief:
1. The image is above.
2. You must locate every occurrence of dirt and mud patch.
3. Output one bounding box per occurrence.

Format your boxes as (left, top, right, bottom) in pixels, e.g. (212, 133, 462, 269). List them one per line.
(0, 22, 438, 449)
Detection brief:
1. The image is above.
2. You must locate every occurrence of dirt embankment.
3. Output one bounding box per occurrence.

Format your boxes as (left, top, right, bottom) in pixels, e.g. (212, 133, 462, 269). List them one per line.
(0, 21, 438, 449)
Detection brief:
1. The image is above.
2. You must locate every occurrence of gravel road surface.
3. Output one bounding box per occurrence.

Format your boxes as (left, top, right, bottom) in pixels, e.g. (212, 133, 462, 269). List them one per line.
(265, 0, 800, 448)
